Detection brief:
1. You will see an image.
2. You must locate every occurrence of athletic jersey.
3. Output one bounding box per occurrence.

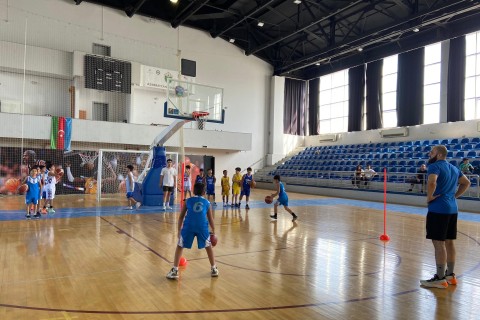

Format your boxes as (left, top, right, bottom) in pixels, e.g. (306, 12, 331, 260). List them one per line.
(85, 177, 97, 194)
(232, 173, 242, 187)
(183, 196, 210, 231)
(38, 171, 46, 192)
(195, 174, 205, 184)
(242, 173, 253, 189)
(44, 171, 57, 191)
(184, 172, 192, 188)
(278, 181, 288, 201)
(221, 176, 230, 190)
(125, 171, 135, 193)
(206, 175, 215, 188)
(427, 160, 463, 214)
(25, 176, 40, 198)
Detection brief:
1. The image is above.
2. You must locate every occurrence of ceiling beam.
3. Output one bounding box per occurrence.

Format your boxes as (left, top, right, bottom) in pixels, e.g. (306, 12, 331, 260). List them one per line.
(277, 1, 480, 76)
(246, 0, 369, 56)
(125, 0, 147, 18)
(171, 0, 210, 28)
(211, 0, 278, 38)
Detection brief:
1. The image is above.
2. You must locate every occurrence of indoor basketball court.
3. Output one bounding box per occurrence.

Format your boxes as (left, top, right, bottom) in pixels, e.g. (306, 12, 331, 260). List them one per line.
(0, 189, 479, 320)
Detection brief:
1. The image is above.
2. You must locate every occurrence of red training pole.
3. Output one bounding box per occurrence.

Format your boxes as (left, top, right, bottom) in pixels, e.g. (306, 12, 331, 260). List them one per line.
(380, 167, 390, 241)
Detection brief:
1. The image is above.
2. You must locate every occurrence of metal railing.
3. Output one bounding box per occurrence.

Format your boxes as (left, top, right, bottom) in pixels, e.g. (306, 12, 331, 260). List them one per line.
(255, 170, 480, 199)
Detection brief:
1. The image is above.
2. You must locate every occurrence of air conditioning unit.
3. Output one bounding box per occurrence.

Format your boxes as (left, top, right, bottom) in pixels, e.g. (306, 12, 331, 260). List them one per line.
(380, 127, 409, 138)
(318, 134, 337, 142)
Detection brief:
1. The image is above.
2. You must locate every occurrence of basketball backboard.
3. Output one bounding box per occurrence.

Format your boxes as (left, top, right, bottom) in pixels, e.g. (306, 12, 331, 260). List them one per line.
(164, 79, 225, 124)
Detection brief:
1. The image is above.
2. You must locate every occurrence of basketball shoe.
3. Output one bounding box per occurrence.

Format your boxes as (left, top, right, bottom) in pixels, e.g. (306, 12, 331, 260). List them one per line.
(445, 273, 457, 285)
(211, 266, 219, 277)
(270, 214, 277, 220)
(292, 213, 298, 222)
(420, 274, 448, 288)
(166, 268, 179, 280)
(135, 202, 141, 209)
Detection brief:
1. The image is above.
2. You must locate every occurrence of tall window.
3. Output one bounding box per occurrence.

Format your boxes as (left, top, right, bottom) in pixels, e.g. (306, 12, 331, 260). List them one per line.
(465, 31, 480, 120)
(318, 69, 349, 134)
(382, 55, 398, 127)
(424, 43, 441, 124)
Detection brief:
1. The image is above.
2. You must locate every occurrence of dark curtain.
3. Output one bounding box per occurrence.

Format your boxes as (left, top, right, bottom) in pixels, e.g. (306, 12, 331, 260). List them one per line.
(308, 78, 319, 135)
(348, 65, 365, 132)
(447, 36, 466, 122)
(366, 60, 384, 130)
(396, 47, 424, 127)
(284, 78, 307, 135)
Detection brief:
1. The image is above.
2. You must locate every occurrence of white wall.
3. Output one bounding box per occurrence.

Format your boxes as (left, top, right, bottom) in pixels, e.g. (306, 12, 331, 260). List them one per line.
(0, 0, 274, 172)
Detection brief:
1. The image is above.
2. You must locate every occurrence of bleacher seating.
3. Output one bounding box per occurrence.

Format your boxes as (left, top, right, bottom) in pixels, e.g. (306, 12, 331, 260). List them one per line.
(270, 136, 480, 180)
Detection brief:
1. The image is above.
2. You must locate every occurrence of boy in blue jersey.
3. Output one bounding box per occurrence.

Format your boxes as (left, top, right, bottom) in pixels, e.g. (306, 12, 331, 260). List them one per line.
(269, 175, 297, 222)
(195, 168, 206, 185)
(239, 167, 254, 209)
(166, 182, 218, 279)
(23, 168, 41, 219)
(420, 145, 470, 289)
(205, 169, 217, 206)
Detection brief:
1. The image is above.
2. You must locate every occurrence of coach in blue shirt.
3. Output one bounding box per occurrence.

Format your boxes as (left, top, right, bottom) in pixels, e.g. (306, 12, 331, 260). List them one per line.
(420, 145, 471, 289)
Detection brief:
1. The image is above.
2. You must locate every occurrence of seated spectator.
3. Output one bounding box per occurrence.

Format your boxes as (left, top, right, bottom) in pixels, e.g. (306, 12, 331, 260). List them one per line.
(408, 163, 427, 192)
(363, 165, 377, 188)
(351, 164, 365, 189)
(459, 158, 475, 174)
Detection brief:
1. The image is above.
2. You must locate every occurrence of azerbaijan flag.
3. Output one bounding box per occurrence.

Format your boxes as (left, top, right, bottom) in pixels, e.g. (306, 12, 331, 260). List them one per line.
(50, 116, 72, 150)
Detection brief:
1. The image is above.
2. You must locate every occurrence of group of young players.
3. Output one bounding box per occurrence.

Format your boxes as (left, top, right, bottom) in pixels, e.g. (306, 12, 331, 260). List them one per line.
(23, 161, 61, 219)
(183, 166, 255, 209)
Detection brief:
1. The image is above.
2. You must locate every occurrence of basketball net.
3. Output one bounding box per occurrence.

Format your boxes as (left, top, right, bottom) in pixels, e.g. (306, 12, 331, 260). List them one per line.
(192, 111, 209, 130)
(79, 152, 98, 167)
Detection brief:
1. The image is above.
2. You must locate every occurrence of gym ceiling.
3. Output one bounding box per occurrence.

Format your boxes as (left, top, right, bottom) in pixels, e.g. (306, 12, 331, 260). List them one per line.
(73, 0, 480, 80)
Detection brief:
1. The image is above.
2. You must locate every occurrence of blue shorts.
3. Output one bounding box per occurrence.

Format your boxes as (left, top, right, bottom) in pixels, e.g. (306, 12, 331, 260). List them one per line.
(277, 196, 289, 207)
(178, 227, 211, 249)
(206, 186, 215, 195)
(25, 195, 39, 205)
(126, 191, 134, 198)
(241, 187, 251, 197)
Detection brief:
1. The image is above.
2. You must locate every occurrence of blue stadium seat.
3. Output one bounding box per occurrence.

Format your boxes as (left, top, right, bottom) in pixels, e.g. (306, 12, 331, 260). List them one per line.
(414, 146, 423, 152)
(447, 151, 453, 158)
(398, 167, 407, 173)
(450, 138, 459, 144)
(422, 140, 430, 146)
(390, 160, 398, 167)
(431, 139, 439, 145)
(471, 137, 480, 143)
(467, 151, 477, 158)
(398, 160, 407, 166)
(404, 141, 414, 146)
(476, 143, 480, 149)
(461, 138, 470, 144)
(397, 141, 405, 146)
(452, 144, 462, 151)
(408, 167, 417, 173)
(450, 160, 458, 167)
(455, 151, 465, 158)
(464, 144, 474, 150)
(413, 141, 422, 146)
(407, 160, 416, 166)
(440, 139, 450, 145)
(413, 152, 424, 159)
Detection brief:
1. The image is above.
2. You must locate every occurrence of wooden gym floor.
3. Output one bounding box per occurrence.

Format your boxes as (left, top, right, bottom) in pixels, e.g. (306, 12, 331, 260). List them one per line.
(0, 188, 480, 320)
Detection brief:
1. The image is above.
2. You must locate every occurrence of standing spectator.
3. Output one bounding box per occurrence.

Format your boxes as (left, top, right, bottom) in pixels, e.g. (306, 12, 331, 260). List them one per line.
(459, 158, 475, 174)
(351, 165, 364, 189)
(363, 165, 377, 188)
(408, 163, 427, 193)
(420, 145, 470, 288)
(159, 159, 177, 211)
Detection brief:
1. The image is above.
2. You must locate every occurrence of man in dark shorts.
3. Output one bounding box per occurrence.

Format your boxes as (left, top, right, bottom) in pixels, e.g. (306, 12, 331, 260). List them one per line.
(420, 145, 470, 288)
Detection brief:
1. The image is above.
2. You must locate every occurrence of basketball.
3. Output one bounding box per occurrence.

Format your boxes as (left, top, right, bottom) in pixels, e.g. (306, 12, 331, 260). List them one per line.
(179, 256, 188, 267)
(265, 195, 273, 204)
(5, 178, 21, 193)
(210, 233, 218, 247)
(249, 180, 256, 188)
(175, 85, 185, 97)
(56, 168, 64, 177)
(18, 184, 29, 194)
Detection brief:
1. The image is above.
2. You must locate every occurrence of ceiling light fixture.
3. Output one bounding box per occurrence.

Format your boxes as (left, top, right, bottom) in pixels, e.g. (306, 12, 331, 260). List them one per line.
(257, 21, 264, 27)
(315, 63, 320, 66)
(229, 38, 235, 43)
(170, 0, 178, 3)
(293, 0, 302, 4)
(413, 28, 420, 32)
(357, 47, 363, 52)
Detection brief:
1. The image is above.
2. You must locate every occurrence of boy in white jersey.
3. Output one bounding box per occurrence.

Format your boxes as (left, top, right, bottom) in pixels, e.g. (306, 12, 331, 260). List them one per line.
(183, 165, 192, 200)
(125, 164, 141, 210)
(43, 161, 58, 214)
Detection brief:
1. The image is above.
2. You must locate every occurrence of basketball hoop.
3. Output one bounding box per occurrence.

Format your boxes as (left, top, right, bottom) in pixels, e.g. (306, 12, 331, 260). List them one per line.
(79, 152, 98, 168)
(192, 111, 209, 130)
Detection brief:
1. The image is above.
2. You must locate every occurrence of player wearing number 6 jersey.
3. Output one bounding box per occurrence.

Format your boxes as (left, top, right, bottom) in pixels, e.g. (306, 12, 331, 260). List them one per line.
(166, 183, 218, 280)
